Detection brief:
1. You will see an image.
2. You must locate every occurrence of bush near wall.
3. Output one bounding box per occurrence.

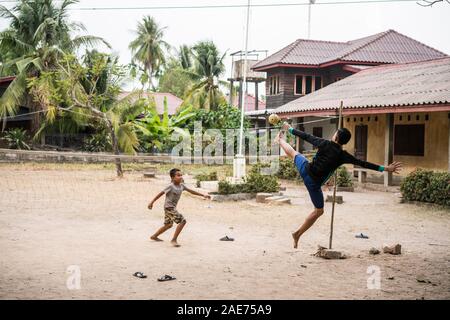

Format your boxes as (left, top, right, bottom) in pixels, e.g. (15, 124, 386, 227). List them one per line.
(218, 164, 279, 195)
(277, 157, 300, 180)
(195, 171, 218, 187)
(336, 166, 353, 187)
(400, 169, 450, 207)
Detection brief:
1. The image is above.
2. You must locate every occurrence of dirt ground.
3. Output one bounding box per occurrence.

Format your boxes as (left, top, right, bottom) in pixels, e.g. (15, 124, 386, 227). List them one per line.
(0, 166, 449, 300)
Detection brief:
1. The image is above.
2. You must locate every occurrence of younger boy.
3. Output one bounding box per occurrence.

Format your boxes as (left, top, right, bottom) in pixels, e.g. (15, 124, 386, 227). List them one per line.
(275, 123, 402, 249)
(148, 168, 211, 247)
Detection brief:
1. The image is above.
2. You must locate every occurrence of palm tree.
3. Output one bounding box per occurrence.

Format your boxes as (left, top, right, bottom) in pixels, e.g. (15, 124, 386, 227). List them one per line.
(0, 0, 110, 130)
(183, 41, 227, 111)
(129, 16, 170, 91)
(178, 44, 192, 70)
(28, 53, 147, 177)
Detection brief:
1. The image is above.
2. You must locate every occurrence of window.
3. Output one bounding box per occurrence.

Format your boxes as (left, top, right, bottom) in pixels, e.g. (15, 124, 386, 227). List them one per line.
(313, 127, 323, 138)
(268, 75, 280, 95)
(315, 77, 322, 91)
(394, 124, 425, 156)
(295, 76, 303, 95)
(294, 75, 323, 95)
(305, 76, 313, 94)
(312, 127, 323, 149)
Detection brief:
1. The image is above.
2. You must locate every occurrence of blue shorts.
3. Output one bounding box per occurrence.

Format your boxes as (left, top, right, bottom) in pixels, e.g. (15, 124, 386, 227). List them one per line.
(294, 153, 324, 209)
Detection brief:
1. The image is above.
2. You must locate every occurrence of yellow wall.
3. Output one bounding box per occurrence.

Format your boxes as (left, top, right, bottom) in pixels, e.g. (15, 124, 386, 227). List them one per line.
(343, 111, 449, 175)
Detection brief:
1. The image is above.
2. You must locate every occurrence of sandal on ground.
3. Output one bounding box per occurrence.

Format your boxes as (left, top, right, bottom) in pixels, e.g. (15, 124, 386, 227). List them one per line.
(133, 272, 147, 279)
(158, 274, 176, 282)
(220, 236, 235, 241)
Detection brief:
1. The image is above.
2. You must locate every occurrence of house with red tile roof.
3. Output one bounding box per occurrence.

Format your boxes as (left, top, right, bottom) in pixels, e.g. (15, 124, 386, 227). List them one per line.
(252, 29, 447, 110)
(247, 30, 449, 184)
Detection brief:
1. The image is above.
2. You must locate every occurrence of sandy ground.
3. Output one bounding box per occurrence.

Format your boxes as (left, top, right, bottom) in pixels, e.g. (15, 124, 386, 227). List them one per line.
(0, 167, 449, 300)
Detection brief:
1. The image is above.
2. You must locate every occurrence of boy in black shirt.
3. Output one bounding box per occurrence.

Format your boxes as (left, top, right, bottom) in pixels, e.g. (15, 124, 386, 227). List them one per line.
(275, 122, 402, 249)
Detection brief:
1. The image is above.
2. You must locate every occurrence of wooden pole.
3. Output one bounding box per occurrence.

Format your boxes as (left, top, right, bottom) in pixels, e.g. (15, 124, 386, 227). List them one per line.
(329, 101, 343, 249)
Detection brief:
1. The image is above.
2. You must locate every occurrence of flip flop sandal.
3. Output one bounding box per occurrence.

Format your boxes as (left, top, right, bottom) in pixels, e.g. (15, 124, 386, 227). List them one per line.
(133, 272, 147, 279)
(158, 274, 176, 282)
(355, 233, 369, 239)
(220, 236, 234, 241)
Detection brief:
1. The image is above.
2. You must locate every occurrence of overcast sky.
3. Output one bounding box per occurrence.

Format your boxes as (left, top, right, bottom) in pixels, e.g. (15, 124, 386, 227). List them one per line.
(1, 0, 450, 94)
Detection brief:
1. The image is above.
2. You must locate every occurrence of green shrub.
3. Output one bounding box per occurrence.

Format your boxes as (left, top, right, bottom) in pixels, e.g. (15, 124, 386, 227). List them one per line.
(277, 157, 300, 180)
(337, 166, 353, 187)
(217, 164, 280, 195)
(82, 132, 112, 152)
(195, 171, 218, 187)
(400, 169, 450, 207)
(3, 128, 30, 150)
(217, 180, 239, 195)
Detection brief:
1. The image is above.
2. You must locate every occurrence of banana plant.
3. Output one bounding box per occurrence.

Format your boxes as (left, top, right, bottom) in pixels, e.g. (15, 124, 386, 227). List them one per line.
(135, 96, 195, 152)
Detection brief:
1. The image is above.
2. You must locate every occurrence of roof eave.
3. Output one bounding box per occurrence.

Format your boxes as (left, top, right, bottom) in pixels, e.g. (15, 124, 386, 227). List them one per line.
(276, 104, 450, 118)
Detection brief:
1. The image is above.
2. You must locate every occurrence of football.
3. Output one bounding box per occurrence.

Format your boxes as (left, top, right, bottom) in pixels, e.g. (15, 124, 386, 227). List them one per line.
(268, 113, 281, 125)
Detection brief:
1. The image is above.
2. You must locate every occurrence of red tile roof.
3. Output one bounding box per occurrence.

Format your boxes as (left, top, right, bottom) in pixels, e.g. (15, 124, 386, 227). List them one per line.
(118, 91, 183, 115)
(230, 93, 266, 111)
(253, 30, 447, 70)
(269, 57, 450, 115)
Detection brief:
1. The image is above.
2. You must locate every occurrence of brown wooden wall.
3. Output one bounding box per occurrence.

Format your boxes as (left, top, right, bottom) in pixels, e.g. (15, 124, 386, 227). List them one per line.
(265, 65, 354, 109)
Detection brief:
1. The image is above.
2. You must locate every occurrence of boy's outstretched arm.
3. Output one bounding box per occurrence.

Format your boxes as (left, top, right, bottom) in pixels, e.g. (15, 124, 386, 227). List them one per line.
(148, 191, 165, 210)
(282, 122, 326, 147)
(184, 186, 211, 199)
(343, 152, 402, 173)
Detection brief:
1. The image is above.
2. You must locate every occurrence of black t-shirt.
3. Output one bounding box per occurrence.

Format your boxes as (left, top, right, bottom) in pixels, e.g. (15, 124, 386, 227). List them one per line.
(289, 128, 382, 184)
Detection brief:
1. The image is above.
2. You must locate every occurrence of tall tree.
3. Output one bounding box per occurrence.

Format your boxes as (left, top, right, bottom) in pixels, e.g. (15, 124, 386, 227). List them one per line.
(183, 41, 227, 111)
(158, 58, 194, 98)
(28, 54, 145, 177)
(0, 0, 109, 129)
(178, 44, 192, 70)
(129, 16, 170, 91)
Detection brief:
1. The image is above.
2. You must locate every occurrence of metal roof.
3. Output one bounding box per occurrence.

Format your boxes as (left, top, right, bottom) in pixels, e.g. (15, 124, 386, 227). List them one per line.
(274, 57, 450, 114)
(253, 30, 447, 70)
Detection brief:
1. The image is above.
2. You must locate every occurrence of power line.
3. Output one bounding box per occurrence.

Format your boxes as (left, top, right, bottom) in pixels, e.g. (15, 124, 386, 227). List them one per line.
(0, 0, 422, 10)
(74, 0, 420, 11)
(1, 106, 339, 129)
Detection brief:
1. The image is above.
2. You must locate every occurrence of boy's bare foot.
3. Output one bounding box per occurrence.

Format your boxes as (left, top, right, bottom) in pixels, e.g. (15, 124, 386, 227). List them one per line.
(171, 240, 181, 247)
(274, 131, 284, 144)
(292, 232, 300, 249)
(150, 236, 163, 242)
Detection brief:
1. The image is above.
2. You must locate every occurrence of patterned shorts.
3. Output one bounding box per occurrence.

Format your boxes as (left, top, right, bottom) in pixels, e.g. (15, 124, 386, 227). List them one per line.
(164, 208, 186, 225)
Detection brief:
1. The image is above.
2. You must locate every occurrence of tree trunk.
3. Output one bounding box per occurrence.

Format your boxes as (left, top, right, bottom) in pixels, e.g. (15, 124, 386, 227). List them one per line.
(27, 94, 41, 137)
(106, 120, 123, 177)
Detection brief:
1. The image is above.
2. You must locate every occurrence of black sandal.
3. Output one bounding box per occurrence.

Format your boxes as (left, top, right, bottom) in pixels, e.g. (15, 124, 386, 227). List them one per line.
(133, 272, 147, 279)
(220, 236, 234, 241)
(158, 274, 176, 282)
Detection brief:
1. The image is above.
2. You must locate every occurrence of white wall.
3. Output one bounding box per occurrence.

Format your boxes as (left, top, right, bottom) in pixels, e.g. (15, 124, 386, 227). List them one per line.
(299, 116, 337, 151)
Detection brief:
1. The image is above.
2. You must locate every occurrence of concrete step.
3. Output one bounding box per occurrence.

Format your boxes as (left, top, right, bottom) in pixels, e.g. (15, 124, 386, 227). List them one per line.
(143, 171, 156, 178)
(272, 198, 291, 205)
(256, 192, 274, 203)
(264, 195, 292, 205)
(264, 195, 285, 202)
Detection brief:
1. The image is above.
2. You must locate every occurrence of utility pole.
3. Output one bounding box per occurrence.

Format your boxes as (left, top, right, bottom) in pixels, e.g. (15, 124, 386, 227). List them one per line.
(234, 0, 251, 181)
